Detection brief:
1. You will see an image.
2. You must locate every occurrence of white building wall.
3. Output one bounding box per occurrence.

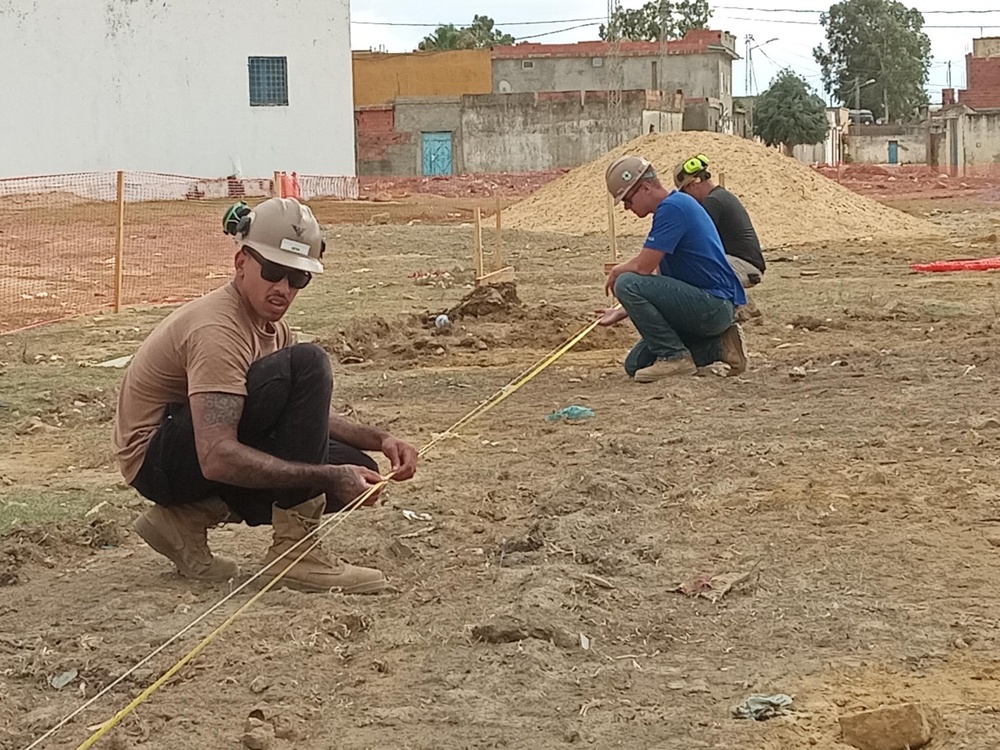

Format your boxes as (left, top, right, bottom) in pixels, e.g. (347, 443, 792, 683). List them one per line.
(0, 0, 355, 178)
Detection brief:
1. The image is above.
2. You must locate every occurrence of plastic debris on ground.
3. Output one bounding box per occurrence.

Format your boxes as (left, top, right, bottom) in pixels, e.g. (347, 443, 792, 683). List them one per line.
(546, 405, 595, 422)
(731, 694, 795, 721)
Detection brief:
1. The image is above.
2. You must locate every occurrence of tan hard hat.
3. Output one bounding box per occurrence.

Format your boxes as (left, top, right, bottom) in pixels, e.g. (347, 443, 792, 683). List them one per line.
(236, 197, 325, 274)
(605, 154, 653, 203)
(674, 153, 709, 189)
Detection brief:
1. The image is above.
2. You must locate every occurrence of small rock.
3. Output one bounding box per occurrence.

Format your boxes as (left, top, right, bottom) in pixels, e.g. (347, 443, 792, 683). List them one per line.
(271, 714, 301, 741)
(249, 676, 270, 694)
(789, 366, 808, 380)
(954, 637, 969, 650)
(242, 717, 275, 750)
(839, 702, 931, 750)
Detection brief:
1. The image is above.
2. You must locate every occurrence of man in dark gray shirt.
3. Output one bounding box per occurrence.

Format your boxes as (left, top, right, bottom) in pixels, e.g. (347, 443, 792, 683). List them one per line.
(673, 155, 765, 289)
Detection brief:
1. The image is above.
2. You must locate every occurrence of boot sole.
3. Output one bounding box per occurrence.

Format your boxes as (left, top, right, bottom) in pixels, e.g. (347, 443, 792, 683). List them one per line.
(721, 325, 748, 376)
(258, 572, 390, 595)
(133, 514, 238, 583)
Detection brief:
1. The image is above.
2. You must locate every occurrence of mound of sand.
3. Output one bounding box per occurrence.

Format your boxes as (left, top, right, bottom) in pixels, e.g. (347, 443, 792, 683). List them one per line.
(504, 132, 941, 247)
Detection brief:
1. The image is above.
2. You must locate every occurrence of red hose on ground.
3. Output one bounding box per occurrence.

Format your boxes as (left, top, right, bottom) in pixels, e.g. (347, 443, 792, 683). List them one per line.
(910, 257, 1000, 273)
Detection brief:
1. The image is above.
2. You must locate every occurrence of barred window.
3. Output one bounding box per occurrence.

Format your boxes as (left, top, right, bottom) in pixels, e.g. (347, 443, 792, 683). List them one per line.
(248, 56, 288, 107)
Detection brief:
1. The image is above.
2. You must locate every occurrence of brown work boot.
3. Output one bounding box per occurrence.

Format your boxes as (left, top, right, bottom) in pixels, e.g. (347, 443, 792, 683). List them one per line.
(133, 497, 240, 582)
(260, 497, 388, 594)
(720, 324, 748, 376)
(634, 353, 698, 383)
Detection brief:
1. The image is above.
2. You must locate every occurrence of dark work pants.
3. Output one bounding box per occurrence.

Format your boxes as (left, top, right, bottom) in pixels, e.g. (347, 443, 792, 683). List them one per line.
(131, 344, 378, 526)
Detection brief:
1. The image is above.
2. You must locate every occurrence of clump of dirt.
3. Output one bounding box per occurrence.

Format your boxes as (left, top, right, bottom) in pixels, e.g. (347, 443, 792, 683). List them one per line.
(472, 616, 577, 649)
(319, 297, 636, 367)
(445, 282, 523, 320)
(504, 131, 941, 246)
(322, 316, 395, 363)
(0, 518, 126, 585)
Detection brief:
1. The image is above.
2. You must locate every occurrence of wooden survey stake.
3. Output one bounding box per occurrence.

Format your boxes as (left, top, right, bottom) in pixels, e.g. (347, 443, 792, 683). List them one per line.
(604, 193, 619, 275)
(113, 170, 125, 313)
(474, 202, 515, 286)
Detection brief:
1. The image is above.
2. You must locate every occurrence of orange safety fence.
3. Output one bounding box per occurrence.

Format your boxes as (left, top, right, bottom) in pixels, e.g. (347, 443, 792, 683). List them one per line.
(0, 170, 358, 335)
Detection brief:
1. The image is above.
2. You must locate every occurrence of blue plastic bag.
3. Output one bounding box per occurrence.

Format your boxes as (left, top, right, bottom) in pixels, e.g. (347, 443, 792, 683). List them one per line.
(545, 405, 595, 422)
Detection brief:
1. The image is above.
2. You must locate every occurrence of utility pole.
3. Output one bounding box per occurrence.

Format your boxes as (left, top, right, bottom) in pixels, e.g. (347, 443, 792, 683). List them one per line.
(854, 76, 860, 113)
(947, 60, 952, 88)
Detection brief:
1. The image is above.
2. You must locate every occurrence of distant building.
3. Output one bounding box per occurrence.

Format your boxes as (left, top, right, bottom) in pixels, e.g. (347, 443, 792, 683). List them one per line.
(0, 0, 355, 178)
(942, 36, 1000, 110)
(352, 49, 493, 107)
(351, 29, 740, 175)
(491, 30, 739, 133)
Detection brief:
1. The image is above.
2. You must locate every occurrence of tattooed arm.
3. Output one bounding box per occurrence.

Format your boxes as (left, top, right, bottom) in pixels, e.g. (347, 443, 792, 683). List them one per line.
(190, 393, 381, 495)
(191, 392, 327, 487)
(329, 410, 419, 481)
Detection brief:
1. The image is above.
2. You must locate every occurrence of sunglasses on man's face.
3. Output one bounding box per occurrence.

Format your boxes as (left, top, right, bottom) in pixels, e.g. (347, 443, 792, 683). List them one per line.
(243, 247, 312, 289)
(623, 183, 643, 208)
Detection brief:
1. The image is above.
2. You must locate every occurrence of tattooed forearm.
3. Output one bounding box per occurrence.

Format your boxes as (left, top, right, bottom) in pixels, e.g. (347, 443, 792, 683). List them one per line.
(189, 391, 330, 489)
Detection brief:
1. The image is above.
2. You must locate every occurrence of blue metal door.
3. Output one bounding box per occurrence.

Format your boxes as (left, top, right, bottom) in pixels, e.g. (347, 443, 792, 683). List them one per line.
(421, 132, 453, 176)
(888, 140, 899, 165)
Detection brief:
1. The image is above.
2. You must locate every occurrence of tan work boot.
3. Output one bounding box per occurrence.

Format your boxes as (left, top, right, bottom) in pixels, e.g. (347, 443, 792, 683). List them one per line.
(634, 353, 698, 382)
(133, 497, 240, 582)
(261, 497, 388, 594)
(720, 324, 748, 376)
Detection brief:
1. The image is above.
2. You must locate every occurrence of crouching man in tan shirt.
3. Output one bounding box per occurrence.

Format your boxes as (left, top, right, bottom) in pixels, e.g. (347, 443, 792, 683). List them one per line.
(112, 197, 418, 594)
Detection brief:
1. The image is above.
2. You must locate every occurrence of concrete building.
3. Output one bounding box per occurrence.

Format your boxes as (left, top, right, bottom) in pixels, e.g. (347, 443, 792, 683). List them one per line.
(942, 37, 1000, 110)
(844, 123, 927, 165)
(0, 0, 355, 178)
(356, 90, 684, 176)
(352, 49, 492, 107)
(792, 108, 851, 165)
(491, 30, 739, 133)
(930, 105, 1000, 173)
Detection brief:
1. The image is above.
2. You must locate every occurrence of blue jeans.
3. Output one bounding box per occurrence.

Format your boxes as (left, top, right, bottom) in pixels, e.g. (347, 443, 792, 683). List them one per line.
(614, 272, 735, 377)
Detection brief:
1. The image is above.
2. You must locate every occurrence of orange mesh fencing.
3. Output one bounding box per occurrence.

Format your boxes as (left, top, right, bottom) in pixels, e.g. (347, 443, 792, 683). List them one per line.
(0, 170, 359, 335)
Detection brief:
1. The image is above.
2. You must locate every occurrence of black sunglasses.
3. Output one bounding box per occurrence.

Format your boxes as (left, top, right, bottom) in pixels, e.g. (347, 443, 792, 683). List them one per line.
(243, 246, 312, 289)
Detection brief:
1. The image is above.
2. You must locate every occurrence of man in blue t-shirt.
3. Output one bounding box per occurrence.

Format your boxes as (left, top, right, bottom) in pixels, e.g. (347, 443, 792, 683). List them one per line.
(597, 154, 749, 383)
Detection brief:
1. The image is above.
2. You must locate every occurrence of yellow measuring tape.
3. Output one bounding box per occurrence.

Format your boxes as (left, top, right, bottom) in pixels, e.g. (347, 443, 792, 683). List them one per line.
(67, 309, 612, 750)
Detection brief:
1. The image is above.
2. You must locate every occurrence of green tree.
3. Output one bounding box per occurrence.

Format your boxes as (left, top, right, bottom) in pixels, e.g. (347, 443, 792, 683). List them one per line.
(599, 0, 711, 42)
(753, 69, 829, 156)
(418, 15, 515, 50)
(812, 0, 931, 122)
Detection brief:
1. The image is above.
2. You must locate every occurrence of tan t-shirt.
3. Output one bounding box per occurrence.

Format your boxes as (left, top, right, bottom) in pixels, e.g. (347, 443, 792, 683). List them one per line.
(113, 283, 293, 483)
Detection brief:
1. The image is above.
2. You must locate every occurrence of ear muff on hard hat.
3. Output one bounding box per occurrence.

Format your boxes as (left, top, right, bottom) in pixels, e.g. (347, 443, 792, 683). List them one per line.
(223, 201, 253, 237)
(682, 154, 709, 176)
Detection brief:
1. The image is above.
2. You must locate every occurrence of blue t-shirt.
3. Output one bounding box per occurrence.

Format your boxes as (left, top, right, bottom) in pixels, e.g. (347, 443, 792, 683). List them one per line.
(644, 191, 747, 307)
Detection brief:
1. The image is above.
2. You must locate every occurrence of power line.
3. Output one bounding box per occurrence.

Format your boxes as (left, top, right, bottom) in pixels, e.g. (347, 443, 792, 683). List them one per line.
(714, 4, 1000, 13)
(515, 22, 602, 40)
(352, 16, 605, 28)
(723, 15, 1000, 28)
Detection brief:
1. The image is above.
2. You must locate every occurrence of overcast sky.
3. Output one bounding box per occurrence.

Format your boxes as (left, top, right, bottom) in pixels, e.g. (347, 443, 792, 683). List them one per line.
(350, 0, 1000, 104)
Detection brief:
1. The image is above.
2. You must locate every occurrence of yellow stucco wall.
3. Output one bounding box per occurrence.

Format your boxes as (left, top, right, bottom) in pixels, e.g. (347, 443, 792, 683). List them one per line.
(352, 49, 493, 106)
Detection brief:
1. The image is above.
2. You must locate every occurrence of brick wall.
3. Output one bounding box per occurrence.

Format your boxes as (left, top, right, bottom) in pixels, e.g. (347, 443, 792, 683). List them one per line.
(958, 54, 1000, 109)
(354, 106, 411, 162)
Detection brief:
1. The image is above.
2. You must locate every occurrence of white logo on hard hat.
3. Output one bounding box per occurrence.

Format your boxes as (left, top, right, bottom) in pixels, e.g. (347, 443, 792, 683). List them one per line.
(622, 170, 633, 181)
(280, 238, 311, 257)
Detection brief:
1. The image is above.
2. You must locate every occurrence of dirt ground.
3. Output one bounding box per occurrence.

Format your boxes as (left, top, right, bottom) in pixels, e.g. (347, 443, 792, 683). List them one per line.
(4, 192, 1000, 750)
